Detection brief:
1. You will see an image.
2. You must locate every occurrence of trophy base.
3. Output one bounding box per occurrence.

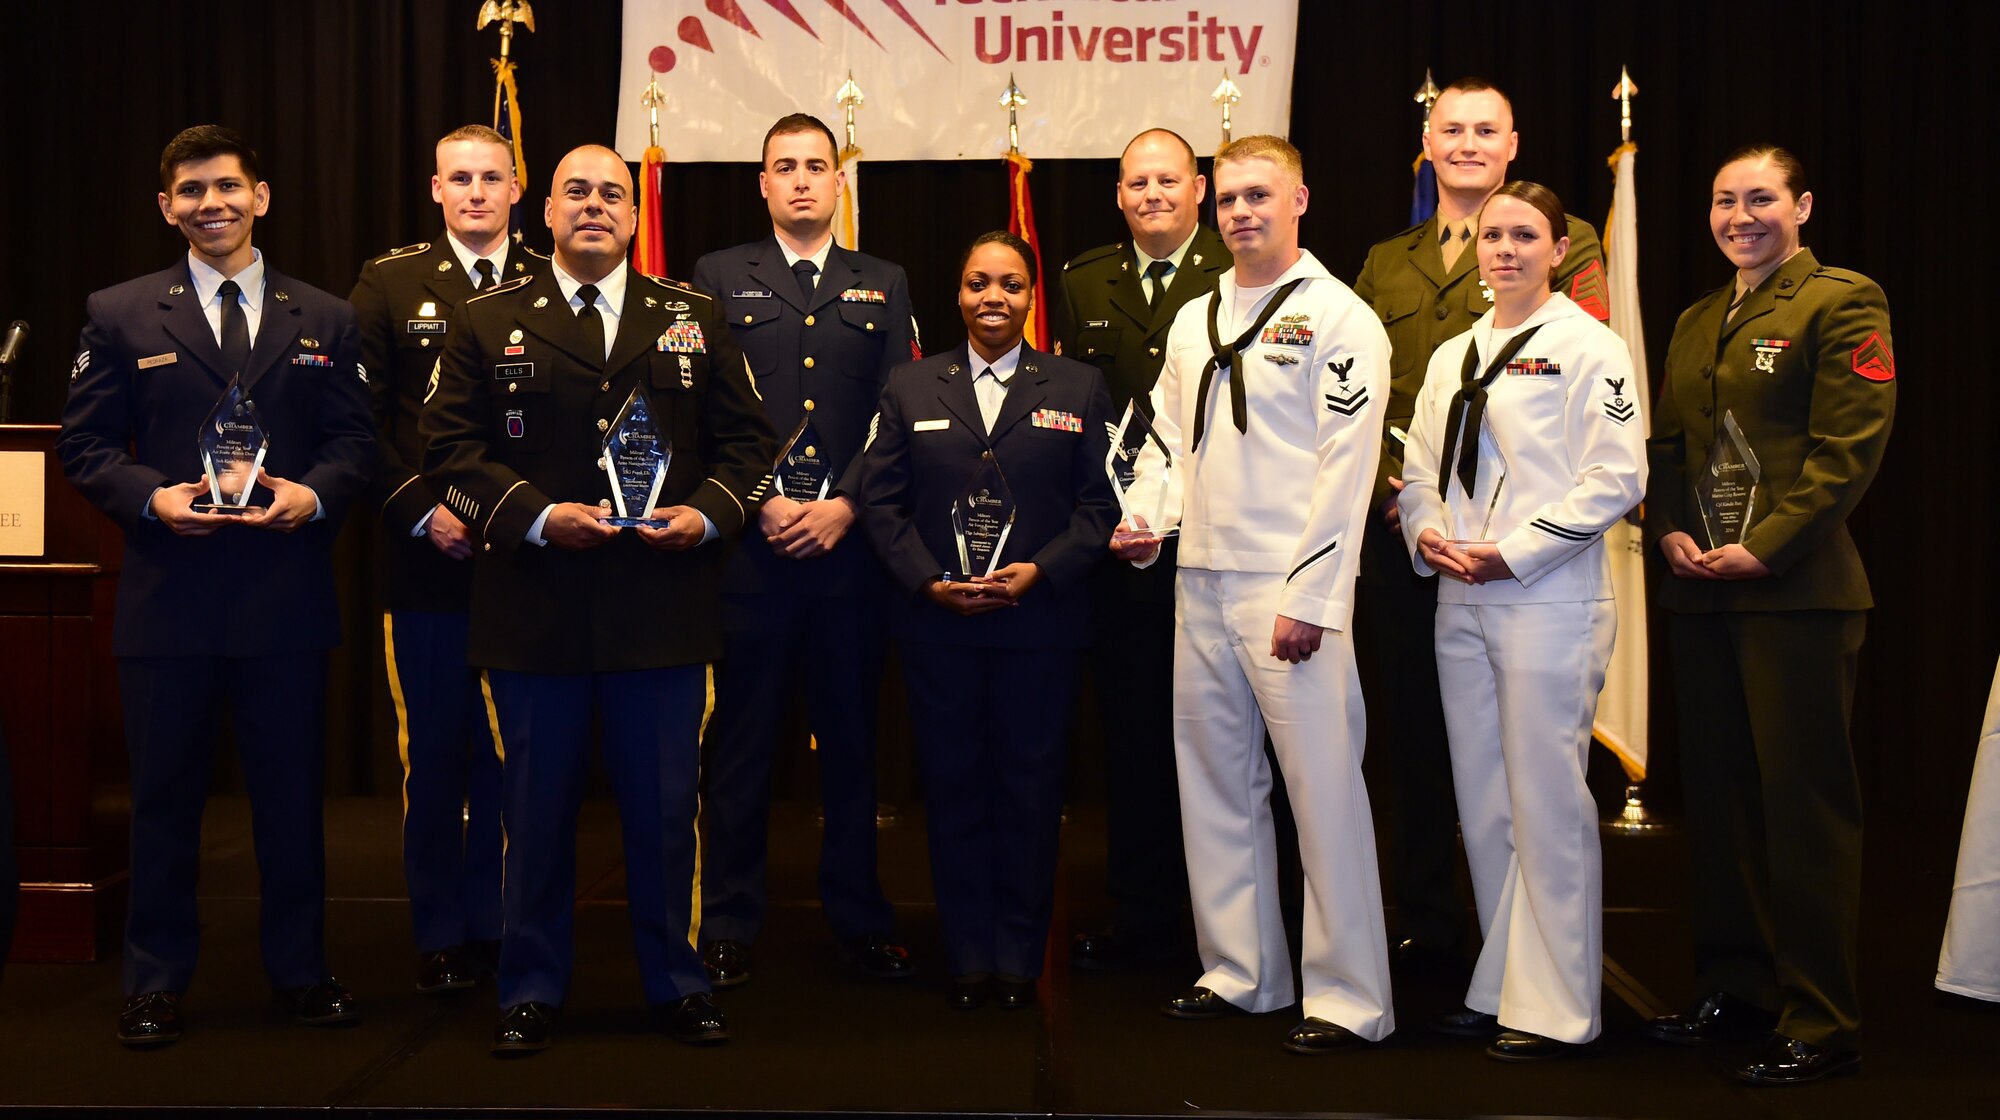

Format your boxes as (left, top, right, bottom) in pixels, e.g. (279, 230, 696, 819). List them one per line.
(191, 502, 261, 516)
(1112, 526, 1180, 543)
(603, 516, 676, 528)
(1445, 538, 1495, 548)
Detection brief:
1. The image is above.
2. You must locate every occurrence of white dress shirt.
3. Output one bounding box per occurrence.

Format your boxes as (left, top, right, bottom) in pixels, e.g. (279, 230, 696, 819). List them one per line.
(971, 341, 1024, 433)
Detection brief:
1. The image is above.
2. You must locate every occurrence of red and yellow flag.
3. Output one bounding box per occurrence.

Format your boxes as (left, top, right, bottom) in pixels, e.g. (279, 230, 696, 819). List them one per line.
(1005, 151, 1048, 350)
(633, 143, 667, 279)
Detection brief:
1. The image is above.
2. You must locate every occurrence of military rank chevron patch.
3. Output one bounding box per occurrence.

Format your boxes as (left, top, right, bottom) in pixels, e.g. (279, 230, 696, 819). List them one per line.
(1602, 376, 1636, 425)
(1324, 386, 1370, 416)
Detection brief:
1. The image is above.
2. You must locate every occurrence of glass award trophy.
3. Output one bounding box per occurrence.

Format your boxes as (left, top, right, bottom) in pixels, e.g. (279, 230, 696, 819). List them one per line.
(949, 452, 1017, 581)
(1106, 399, 1178, 541)
(1695, 409, 1762, 550)
(193, 375, 268, 514)
(1446, 425, 1508, 546)
(773, 402, 831, 502)
(599, 385, 674, 528)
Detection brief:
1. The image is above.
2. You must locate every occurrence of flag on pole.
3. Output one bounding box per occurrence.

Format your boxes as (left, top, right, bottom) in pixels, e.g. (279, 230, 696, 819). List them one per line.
(834, 142, 861, 252)
(1006, 151, 1049, 350)
(633, 142, 668, 279)
(491, 58, 528, 246)
(1594, 139, 1649, 782)
(1410, 151, 1437, 226)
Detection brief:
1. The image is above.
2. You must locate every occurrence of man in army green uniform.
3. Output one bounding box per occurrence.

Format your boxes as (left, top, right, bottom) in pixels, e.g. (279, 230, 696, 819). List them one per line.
(1055, 128, 1226, 969)
(1351, 79, 1607, 970)
(348, 124, 550, 995)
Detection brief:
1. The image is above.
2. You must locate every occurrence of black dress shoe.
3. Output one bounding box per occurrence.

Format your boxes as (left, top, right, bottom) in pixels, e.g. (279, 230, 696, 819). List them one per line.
(117, 991, 184, 1048)
(702, 939, 751, 989)
(1646, 990, 1778, 1046)
(1070, 928, 1173, 972)
(994, 975, 1036, 1009)
(1283, 1017, 1365, 1054)
(416, 947, 478, 994)
(281, 979, 362, 1026)
(1429, 1007, 1500, 1037)
(491, 1001, 555, 1055)
(1736, 1035, 1860, 1086)
(844, 933, 915, 980)
(661, 992, 730, 1044)
(1486, 1029, 1586, 1062)
(1161, 985, 1238, 1020)
(948, 975, 991, 1010)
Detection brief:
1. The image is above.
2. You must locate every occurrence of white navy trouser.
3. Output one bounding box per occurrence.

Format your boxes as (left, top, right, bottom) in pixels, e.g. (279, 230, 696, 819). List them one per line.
(1173, 567, 1394, 1040)
(1437, 598, 1615, 1044)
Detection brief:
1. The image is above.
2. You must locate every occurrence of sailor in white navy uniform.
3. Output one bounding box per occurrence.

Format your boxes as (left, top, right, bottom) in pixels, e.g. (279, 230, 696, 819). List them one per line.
(1114, 136, 1393, 1054)
(1398, 183, 1647, 1061)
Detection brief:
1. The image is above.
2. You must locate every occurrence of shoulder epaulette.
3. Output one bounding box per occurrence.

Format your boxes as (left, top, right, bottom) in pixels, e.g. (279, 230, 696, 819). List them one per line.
(1809, 267, 1859, 286)
(520, 245, 549, 260)
(1064, 242, 1126, 272)
(645, 273, 708, 298)
(371, 242, 432, 265)
(467, 275, 534, 302)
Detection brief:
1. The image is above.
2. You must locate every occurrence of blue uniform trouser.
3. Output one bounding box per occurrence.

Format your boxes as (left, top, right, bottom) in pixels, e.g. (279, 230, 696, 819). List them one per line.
(902, 642, 1080, 980)
(486, 665, 708, 1009)
(701, 590, 893, 945)
(385, 610, 502, 954)
(119, 651, 329, 995)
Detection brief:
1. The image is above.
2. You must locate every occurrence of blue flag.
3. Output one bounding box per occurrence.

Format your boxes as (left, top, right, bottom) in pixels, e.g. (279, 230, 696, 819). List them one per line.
(1410, 153, 1437, 226)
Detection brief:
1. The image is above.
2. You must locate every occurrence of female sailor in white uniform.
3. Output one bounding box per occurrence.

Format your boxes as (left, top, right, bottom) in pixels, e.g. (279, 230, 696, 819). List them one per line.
(1398, 181, 1646, 1061)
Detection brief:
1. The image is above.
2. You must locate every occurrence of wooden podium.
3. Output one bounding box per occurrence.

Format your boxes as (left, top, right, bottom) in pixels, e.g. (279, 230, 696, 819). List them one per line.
(0, 424, 127, 962)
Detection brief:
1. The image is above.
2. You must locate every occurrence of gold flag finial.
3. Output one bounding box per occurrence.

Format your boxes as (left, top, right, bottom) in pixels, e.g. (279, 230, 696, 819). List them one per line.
(835, 71, 866, 160)
(640, 73, 665, 151)
(1211, 70, 1243, 144)
(477, 0, 535, 62)
(1611, 66, 1639, 143)
(998, 73, 1027, 154)
(1414, 68, 1442, 135)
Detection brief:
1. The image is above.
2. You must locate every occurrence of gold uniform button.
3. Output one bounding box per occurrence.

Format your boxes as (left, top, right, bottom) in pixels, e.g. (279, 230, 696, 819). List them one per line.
(421, 338, 431, 348)
(1149, 347, 1161, 357)
(483, 542, 492, 551)
(803, 399, 816, 411)
(981, 450, 993, 461)
(507, 383, 519, 394)
(804, 314, 816, 327)
(865, 321, 875, 330)
(743, 315, 753, 325)
(601, 380, 611, 391)
(803, 356, 815, 369)
(597, 418, 610, 432)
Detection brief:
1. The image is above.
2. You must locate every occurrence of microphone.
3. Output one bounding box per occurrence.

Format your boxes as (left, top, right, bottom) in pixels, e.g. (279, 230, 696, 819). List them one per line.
(0, 320, 26, 367)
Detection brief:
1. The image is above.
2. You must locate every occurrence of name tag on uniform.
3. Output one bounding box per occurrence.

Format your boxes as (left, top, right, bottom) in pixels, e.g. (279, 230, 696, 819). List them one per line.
(913, 418, 951, 432)
(1031, 408, 1082, 433)
(1504, 359, 1561, 376)
(841, 288, 887, 304)
(494, 362, 534, 380)
(1085, 319, 1110, 328)
(407, 319, 448, 335)
(731, 289, 773, 300)
(137, 352, 177, 370)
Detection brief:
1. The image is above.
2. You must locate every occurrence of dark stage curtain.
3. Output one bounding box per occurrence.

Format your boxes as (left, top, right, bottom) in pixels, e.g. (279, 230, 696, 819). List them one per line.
(0, 1, 1986, 834)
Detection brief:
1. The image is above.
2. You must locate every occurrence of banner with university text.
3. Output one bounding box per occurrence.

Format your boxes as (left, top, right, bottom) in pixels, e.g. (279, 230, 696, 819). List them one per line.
(616, 1, 1298, 163)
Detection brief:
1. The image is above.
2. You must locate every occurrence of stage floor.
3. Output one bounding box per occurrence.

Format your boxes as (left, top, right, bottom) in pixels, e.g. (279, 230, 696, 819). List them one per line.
(1, 795, 1992, 1118)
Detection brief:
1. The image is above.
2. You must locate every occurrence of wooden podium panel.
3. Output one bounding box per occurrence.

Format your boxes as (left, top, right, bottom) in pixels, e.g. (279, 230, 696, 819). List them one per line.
(1, 424, 127, 962)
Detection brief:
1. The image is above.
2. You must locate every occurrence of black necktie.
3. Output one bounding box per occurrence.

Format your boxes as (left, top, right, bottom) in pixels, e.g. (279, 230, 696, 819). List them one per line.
(1434, 324, 1545, 499)
(474, 259, 497, 291)
(793, 260, 818, 304)
(575, 283, 605, 363)
(217, 279, 250, 375)
(1144, 259, 1173, 310)
(1190, 277, 1307, 452)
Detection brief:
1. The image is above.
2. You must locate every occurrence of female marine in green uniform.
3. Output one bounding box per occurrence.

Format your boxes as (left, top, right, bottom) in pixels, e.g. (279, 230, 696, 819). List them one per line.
(1643, 145, 1895, 1087)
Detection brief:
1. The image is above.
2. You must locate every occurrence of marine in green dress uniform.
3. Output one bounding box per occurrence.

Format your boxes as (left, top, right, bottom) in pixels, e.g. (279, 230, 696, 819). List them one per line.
(1643, 146, 1894, 1087)
(1350, 79, 1607, 965)
(1054, 129, 1226, 969)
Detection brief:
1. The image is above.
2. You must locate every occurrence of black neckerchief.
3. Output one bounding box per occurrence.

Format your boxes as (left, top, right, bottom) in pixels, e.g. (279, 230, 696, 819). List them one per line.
(1190, 277, 1308, 451)
(1435, 323, 1545, 499)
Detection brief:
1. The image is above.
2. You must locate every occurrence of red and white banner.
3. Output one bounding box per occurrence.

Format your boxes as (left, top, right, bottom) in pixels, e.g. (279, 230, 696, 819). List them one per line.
(616, 1, 1299, 162)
